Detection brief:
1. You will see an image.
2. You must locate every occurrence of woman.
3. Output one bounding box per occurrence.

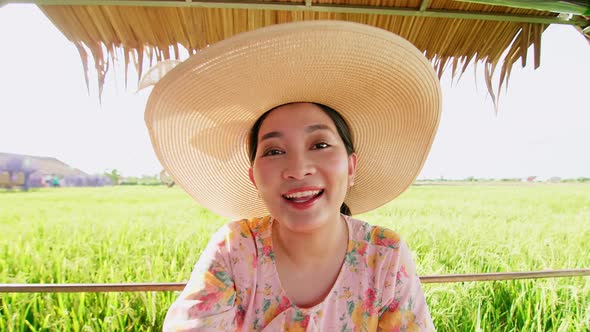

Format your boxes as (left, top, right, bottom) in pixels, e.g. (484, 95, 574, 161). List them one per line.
(145, 20, 441, 331)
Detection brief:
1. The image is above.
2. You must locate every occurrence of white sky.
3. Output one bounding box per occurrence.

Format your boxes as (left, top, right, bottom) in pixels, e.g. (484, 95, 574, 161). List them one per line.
(0, 4, 589, 180)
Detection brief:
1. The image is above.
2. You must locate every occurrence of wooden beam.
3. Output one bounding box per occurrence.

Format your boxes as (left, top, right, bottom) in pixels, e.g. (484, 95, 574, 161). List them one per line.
(5, 0, 588, 26)
(0, 282, 185, 293)
(420, 268, 590, 284)
(419, 0, 429, 12)
(455, 0, 590, 16)
(1, 269, 588, 293)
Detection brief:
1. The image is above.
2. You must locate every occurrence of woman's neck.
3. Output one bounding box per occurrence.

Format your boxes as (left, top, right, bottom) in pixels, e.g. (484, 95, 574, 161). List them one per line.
(272, 214, 349, 266)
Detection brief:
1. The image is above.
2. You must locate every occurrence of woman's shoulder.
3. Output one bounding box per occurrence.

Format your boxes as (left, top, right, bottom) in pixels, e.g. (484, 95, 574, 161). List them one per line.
(347, 216, 403, 250)
(207, 216, 270, 271)
(224, 215, 272, 240)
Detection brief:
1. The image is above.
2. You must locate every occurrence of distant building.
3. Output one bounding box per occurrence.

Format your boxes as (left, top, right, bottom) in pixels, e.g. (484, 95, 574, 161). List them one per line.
(0, 152, 90, 188)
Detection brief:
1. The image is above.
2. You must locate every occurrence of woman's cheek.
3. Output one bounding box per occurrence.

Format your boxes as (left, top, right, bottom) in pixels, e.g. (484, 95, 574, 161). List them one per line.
(253, 159, 282, 185)
(322, 152, 350, 172)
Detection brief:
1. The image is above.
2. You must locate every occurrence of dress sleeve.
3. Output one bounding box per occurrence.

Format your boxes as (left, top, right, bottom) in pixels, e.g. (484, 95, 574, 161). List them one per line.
(163, 226, 237, 332)
(378, 240, 435, 332)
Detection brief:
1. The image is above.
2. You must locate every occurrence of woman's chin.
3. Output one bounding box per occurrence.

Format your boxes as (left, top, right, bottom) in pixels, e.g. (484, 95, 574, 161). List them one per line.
(273, 213, 332, 234)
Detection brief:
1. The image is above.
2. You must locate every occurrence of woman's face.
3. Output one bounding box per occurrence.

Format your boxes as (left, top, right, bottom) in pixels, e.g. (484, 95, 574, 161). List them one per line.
(249, 103, 357, 232)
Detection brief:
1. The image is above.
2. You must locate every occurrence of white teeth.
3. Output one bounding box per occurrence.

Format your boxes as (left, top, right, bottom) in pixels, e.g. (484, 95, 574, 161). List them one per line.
(284, 190, 321, 199)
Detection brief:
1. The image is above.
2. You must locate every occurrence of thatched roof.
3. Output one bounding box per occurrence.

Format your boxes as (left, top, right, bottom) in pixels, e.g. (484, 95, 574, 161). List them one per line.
(27, 0, 590, 105)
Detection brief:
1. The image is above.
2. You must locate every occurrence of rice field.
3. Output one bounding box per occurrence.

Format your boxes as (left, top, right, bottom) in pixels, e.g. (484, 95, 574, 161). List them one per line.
(1, 184, 589, 331)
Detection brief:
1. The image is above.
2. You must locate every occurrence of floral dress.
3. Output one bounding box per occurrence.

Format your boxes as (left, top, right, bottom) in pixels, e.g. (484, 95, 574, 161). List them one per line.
(164, 215, 435, 331)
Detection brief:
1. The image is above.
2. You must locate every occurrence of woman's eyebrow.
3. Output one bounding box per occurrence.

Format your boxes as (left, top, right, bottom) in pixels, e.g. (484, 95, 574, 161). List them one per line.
(260, 124, 334, 142)
(260, 131, 282, 142)
(305, 124, 333, 133)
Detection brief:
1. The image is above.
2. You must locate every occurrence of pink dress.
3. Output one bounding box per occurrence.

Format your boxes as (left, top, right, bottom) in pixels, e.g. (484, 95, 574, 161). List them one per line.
(164, 215, 435, 331)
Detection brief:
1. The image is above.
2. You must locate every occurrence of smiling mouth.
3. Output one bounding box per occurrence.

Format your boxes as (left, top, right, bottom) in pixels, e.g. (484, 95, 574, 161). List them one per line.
(282, 189, 324, 203)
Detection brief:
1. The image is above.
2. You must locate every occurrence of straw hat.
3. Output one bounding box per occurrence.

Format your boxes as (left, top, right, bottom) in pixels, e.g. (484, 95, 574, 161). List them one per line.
(145, 20, 441, 220)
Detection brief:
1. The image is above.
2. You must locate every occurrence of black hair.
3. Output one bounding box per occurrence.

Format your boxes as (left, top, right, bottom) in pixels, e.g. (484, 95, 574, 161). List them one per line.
(247, 103, 355, 216)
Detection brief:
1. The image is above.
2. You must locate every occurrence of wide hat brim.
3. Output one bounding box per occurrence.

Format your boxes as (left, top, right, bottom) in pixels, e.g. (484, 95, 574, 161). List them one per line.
(145, 20, 441, 220)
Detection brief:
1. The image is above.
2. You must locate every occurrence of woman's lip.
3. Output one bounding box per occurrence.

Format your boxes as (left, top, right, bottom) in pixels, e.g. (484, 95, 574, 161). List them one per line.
(284, 190, 324, 210)
(282, 186, 324, 196)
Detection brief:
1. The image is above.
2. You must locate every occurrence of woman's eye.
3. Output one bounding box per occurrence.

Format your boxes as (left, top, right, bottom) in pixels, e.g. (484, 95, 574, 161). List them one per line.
(313, 142, 330, 149)
(262, 149, 283, 157)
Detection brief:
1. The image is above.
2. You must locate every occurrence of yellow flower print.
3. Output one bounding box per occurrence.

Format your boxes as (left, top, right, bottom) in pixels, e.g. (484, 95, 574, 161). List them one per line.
(366, 313, 378, 331)
(264, 302, 278, 324)
(262, 236, 272, 248)
(339, 287, 353, 300)
(263, 284, 272, 296)
(369, 227, 400, 248)
(347, 241, 355, 252)
(221, 285, 235, 303)
(285, 321, 306, 332)
(367, 253, 378, 269)
(348, 240, 368, 256)
(378, 310, 402, 330)
(203, 271, 226, 290)
(250, 215, 272, 235)
(351, 301, 363, 327)
(403, 310, 416, 322)
(239, 220, 251, 238)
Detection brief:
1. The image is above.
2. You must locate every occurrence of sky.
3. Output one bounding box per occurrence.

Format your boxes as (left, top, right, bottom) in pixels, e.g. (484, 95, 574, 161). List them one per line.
(0, 4, 589, 180)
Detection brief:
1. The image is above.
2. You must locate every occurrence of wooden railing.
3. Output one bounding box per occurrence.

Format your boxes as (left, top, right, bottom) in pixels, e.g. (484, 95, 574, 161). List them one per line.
(1, 269, 588, 293)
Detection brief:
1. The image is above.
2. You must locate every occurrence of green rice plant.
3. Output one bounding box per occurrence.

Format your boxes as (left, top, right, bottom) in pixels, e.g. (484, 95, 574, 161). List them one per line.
(1, 184, 588, 331)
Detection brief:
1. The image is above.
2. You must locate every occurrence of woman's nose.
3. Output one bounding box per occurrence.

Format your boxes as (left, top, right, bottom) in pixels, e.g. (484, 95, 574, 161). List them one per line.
(282, 153, 315, 180)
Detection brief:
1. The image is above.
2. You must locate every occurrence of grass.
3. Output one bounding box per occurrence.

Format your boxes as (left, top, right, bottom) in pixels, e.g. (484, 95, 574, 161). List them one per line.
(1, 184, 589, 331)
